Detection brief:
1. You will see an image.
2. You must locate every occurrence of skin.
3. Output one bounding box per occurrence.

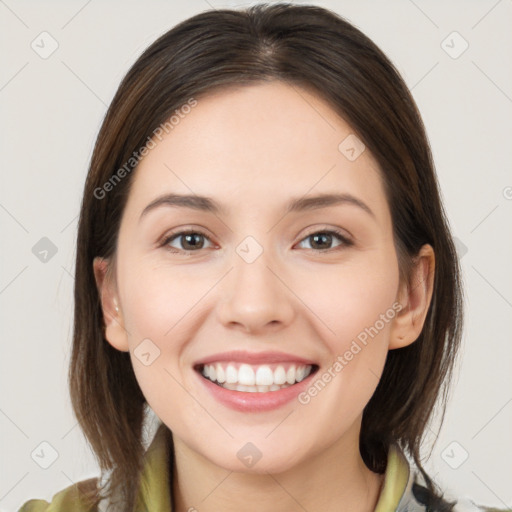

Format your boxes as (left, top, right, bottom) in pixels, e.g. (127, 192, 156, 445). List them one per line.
(94, 81, 434, 512)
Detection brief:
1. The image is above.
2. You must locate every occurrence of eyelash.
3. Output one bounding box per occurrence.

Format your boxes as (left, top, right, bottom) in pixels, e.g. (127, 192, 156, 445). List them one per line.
(160, 227, 353, 255)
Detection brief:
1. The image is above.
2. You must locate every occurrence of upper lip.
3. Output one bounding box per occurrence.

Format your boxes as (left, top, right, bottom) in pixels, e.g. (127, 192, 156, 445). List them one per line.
(194, 350, 317, 367)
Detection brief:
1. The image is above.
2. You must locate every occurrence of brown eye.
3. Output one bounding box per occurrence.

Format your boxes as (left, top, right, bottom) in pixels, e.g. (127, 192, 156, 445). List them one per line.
(163, 230, 213, 253)
(297, 230, 352, 252)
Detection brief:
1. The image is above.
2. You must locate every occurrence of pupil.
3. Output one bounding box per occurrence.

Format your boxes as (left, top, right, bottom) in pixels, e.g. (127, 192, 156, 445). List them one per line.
(312, 233, 331, 249)
(184, 233, 203, 250)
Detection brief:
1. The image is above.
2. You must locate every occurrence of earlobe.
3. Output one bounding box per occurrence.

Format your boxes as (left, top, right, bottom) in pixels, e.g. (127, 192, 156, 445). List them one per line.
(389, 244, 435, 350)
(92, 256, 130, 352)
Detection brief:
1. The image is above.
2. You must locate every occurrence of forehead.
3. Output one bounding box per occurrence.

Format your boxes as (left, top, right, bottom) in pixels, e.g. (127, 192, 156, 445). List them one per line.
(123, 81, 387, 220)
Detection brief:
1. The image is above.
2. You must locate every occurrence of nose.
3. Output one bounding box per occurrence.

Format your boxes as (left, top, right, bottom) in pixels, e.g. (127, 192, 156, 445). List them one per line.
(216, 245, 295, 335)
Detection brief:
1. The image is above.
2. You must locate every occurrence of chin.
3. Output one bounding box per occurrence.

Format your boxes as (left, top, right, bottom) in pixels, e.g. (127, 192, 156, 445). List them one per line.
(205, 443, 306, 475)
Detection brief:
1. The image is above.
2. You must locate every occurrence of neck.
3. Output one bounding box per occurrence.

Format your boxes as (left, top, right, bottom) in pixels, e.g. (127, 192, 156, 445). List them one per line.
(170, 419, 385, 512)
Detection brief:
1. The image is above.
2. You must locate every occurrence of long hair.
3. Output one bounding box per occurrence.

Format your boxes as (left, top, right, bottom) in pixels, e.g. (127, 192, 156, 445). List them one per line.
(69, 4, 464, 510)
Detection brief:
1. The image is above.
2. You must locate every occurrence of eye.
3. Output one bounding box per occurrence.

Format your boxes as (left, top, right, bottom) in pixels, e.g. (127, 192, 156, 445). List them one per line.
(162, 230, 213, 254)
(296, 229, 353, 252)
(160, 227, 353, 255)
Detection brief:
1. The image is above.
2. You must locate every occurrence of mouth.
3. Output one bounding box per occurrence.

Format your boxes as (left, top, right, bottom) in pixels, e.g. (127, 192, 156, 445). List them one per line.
(194, 362, 320, 393)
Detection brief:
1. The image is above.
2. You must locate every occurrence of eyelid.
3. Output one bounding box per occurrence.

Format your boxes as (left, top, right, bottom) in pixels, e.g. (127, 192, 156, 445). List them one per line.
(300, 225, 353, 242)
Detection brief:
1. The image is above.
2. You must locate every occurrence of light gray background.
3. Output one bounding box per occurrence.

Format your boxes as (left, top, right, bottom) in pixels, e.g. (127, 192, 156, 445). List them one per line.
(1, 0, 511, 510)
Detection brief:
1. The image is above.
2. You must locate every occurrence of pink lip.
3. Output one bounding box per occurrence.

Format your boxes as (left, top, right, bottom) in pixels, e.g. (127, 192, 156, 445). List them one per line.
(194, 350, 317, 367)
(195, 367, 319, 412)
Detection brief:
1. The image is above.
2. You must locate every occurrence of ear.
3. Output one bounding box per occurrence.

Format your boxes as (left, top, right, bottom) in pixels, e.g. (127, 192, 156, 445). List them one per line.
(93, 256, 129, 352)
(389, 244, 435, 350)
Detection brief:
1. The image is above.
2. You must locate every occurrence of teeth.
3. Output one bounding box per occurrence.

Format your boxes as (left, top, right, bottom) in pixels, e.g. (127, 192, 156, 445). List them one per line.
(226, 364, 238, 384)
(238, 364, 255, 385)
(255, 365, 274, 386)
(201, 362, 313, 390)
(216, 365, 226, 383)
(273, 366, 287, 385)
(286, 366, 296, 384)
(231, 383, 292, 392)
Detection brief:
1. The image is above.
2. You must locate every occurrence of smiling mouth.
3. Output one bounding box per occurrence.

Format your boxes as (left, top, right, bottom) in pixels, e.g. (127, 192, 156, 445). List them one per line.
(194, 362, 320, 393)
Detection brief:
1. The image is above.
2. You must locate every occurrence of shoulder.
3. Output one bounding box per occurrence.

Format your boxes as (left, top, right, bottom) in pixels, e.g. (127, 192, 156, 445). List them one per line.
(403, 460, 511, 512)
(409, 482, 511, 512)
(384, 444, 511, 512)
(17, 477, 100, 512)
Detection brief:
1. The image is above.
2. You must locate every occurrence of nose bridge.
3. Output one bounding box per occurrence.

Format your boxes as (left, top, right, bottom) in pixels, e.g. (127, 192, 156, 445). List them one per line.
(216, 233, 294, 332)
(234, 234, 275, 292)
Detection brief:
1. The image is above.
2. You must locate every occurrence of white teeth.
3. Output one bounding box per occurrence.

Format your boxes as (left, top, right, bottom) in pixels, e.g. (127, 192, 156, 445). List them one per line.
(236, 383, 292, 392)
(201, 362, 314, 389)
(255, 365, 274, 386)
(273, 365, 287, 385)
(215, 365, 226, 383)
(219, 382, 292, 392)
(286, 366, 296, 384)
(236, 384, 259, 392)
(226, 364, 238, 384)
(238, 364, 255, 385)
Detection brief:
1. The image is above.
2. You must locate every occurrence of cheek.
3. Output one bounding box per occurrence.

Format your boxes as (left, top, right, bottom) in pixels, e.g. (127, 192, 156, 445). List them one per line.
(312, 250, 399, 412)
(119, 261, 205, 338)
(298, 247, 399, 406)
(117, 262, 209, 401)
(119, 266, 191, 410)
(302, 250, 400, 348)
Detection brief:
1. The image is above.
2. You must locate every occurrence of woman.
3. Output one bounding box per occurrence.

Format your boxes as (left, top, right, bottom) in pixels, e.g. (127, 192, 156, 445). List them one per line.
(18, 3, 511, 512)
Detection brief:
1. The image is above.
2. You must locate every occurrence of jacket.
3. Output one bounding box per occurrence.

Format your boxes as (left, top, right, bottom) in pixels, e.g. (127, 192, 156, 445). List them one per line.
(18, 423, 511, 512)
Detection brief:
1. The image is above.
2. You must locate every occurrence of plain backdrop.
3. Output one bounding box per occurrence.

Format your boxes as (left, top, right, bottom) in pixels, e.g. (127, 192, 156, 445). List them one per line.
(1, 0, 511, 510)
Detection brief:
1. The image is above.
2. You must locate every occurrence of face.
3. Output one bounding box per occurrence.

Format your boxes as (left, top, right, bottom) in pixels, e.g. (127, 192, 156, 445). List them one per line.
(95, 81, 430, 474)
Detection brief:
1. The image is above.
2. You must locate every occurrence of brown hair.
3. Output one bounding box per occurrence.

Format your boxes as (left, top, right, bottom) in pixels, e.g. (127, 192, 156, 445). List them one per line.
(70, 3, 463, 510)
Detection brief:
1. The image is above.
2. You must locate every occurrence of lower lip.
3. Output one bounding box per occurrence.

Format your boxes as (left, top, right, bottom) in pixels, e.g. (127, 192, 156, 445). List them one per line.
(195, 367, 318, 412)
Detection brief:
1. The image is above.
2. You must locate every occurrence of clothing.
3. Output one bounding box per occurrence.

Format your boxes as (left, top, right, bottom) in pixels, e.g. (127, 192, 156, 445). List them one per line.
(18, 423, 510, 512)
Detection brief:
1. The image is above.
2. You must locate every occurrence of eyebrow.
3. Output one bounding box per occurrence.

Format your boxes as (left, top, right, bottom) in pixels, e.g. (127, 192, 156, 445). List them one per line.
(139, 192, 375, 221)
